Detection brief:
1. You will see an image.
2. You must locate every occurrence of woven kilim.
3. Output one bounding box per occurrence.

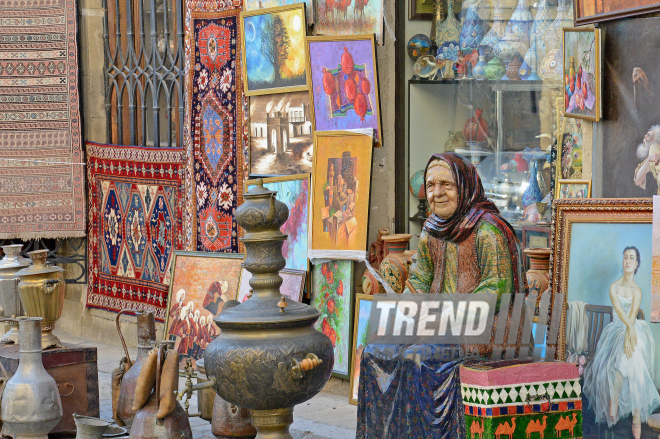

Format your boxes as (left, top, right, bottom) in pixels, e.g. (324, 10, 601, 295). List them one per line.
(86, 142, 184, 321)
(183, 1, 248, 253)
(0, 0, 85, 238)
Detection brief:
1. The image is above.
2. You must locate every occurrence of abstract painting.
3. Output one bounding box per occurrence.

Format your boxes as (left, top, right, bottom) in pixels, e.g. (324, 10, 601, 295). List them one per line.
(310, 131, 372, 259)
(243, 0, 314, 24)
(164, 251, 243, 370)
(237, 267, 306, 302)
(653, 196, 660, 322)
(349, 293, 372, 405)
(249, 92, 313, 175)
(315, 0, 384, 45)
(576, 0, 660, 24)
(311, 260, 353, 377)
(307, 35, 382, 145)
(245, 175, 309, 271)
(553, 199, 660, 438)
(602, 18, 660, 197)
(556, 180, 591, 199)
(241, 4, 308, 96)
(563, 28, 600, 121)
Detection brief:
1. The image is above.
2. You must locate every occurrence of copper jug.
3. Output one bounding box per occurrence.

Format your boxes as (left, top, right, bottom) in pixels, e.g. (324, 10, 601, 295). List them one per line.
(211, 395, 256, 439)
(116, 309, 156, 427)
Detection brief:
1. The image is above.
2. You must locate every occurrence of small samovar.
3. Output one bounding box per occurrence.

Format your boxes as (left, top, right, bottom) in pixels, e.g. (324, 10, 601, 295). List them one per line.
(0, 244, 31, 343)
(15, 249, 65, 349)
(204, 180, 334, 439)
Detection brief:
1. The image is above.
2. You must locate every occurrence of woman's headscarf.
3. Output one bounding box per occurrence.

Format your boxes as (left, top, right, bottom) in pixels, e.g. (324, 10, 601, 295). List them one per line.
(423, 152, 524, 291)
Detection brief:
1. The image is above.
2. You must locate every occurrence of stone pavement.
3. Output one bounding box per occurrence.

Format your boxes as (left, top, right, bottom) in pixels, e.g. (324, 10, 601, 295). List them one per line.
(55, 329, 358, 439)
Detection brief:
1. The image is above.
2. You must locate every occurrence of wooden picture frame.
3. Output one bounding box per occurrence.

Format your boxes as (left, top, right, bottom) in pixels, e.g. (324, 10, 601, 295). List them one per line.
(236, 266, 306, 303)
(556, 179, 592, 199)
(163, 251, 244, 370)
(409, 0, 435, 20)
(575, 0, 660, 25)
(240, 4, 309, 96)
(306, 34, 383, 147)
(562, 27, 601, 122)
(349, 293, 373, 405)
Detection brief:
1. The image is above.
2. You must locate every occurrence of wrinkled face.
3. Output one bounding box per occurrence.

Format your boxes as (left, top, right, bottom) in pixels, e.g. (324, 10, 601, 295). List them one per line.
(425, 164, 458, 219)
(623, 249, 638, 274)
(645, 130, 654, 146)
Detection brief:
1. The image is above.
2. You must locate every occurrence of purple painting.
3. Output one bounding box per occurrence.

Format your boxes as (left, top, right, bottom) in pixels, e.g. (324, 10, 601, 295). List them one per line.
(308, 37, 381, 144)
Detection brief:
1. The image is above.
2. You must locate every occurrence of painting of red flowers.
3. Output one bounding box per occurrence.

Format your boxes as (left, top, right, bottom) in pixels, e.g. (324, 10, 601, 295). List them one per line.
(311, 259, 353, 377)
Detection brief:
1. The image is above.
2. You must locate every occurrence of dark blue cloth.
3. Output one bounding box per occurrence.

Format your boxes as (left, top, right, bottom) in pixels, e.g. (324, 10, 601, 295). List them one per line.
(356, 344, 466, 439)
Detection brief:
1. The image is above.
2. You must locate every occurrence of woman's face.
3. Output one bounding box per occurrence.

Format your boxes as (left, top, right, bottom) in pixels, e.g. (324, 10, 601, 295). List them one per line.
(425, 164, 458, 219)
(623, 249, 639, 274)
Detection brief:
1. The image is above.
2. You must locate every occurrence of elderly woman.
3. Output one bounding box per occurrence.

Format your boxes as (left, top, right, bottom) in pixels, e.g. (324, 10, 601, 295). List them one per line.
(404, 152, 525, 298)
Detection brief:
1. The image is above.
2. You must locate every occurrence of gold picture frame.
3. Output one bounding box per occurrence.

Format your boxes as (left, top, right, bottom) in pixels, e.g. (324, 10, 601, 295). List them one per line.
(562, 27, 601, 122)
(556, 179, 592, 199)
(240, 3, 309, 96)
(349, 293, 373, 405)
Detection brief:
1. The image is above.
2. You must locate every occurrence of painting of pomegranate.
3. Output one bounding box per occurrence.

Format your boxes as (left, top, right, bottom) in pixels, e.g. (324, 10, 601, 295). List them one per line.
(563, 28, 601, 121)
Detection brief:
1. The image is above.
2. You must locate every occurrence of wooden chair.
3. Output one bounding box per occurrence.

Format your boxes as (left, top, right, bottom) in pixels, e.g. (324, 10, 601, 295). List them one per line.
(583, 304, 645, 362)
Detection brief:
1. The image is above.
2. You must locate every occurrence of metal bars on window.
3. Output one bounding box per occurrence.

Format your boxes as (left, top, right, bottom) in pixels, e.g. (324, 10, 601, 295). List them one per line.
(103, 0, 185, 148)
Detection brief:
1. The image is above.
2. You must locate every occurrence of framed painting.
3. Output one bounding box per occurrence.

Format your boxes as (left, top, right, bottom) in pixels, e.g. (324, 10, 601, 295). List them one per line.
(311, 260, 354, 378)
(555, 119, 585, 191)
(244, 174, 309, 271)
(310, 131, 373, 259)
(243, 0, 314, 25)
(602, 17, 660, 198)
(552, 199, 660, 438)
(576, 0, 660, 25)
(556, 179, 592, 199)
(248, 92, 313, 176)
(654, 196, 660, 322)
(236, 266, 306, 302)
(163, 251, 244, 369)
(306, 35, 382, 146)
(563, 27, 601, 122)
(315, 0, 384, 45)
(349, 293, 372, 405)
(241, 4, 308, 96)
(409, 0, 434, 20)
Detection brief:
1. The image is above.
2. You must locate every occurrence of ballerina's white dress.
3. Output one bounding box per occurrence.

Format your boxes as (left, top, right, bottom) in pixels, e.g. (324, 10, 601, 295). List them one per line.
(583, 294, 660, 427)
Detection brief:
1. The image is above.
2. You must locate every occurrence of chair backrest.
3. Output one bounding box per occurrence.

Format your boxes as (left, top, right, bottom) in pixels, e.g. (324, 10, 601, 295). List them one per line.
(638, 308, 645, 320)
(584, 305, 612, 355)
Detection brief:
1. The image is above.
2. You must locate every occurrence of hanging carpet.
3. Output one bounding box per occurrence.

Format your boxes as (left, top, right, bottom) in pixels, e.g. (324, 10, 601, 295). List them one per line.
(0, 0, 85, 238)
(86, 142, 184, 321)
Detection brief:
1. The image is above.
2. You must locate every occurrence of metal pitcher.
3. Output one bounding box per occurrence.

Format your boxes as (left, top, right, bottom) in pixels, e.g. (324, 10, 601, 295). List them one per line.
(0, 244, 31, 343)
(0, 317, 63, 439)
(73, 413, 110, 439)
(116, 309, 156, 427)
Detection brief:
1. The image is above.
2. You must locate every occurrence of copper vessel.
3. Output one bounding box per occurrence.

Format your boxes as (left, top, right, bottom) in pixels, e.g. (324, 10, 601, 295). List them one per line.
(0, 244, 31, 343)
(116, 309, 157, 427)
(212, 395, 256, 439)
(204, 180, 334, 439)
(16, 250, 65, 349)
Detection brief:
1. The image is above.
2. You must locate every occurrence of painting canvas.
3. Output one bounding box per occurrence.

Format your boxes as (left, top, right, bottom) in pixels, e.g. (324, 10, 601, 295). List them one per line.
(409, 0, 434, 20)
(553, 199, 660, 438)
(315, 0, 384, 45)
(576, 0, 660, 24)
(349, 293, 372, 405)
(241, 4, 308, 96)
(249, 92, 313, 175)
(307, 35, 382, 145)
(237, 267, 306, 302)
(653, 196, 660, 322)
(245, 175, 309, 270)
(602, 18, 660, 198)
(243, 0, 314, 24)
(310, 131, 373, 259)
(557, 121, 585, 181)
(563, 28, 600, 121)
(164, 251, 243, 369)
(556, 180, 591, 199)
(311, 260, 353, 377)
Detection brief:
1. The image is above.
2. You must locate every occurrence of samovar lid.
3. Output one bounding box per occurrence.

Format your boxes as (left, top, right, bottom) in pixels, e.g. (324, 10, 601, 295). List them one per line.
(0, 244, 31, 270)
(214, 297, 321, 330)
(15, 249, 64, 276)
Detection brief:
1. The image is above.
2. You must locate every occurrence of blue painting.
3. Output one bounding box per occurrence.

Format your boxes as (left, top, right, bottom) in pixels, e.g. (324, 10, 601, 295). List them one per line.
(351, 295, 372, 402)
(244, 0, 314, 25)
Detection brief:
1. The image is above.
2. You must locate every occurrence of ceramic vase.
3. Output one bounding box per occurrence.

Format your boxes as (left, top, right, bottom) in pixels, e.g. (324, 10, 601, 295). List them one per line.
(526, 0, 554, 63)
(524, 247, 551, 296)
(522, 160, 543, 207)
(459, 3, 486, 53)
(473, 46, 487, 79)
(430, 0, 447, 47)
(525, 37, 542, 80)
(542, 0, 573, 79)
(481, 0, 507, 61)
(361, 270, 386, 295)
(492, 0, 533, 64)
(379, 234, 413, 294)
(463, 108, 489, 142)
(505, 56, 523, 80)
(436, 0, 461, 61)
(518, 59, 531, 80)
(484, 56, 506, 80)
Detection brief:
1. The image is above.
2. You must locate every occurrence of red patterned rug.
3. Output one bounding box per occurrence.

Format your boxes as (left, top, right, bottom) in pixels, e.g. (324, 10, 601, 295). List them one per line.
(86, 142, 184, 321)
(184, 4, 248, 253)
(0, 0, 85, 238)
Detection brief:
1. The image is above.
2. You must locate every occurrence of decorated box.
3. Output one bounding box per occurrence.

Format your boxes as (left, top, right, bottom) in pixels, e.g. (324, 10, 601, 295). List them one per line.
(460, 360, 582, 439)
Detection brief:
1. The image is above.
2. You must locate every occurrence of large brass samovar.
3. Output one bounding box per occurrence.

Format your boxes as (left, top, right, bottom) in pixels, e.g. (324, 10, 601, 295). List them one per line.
(204, 180, 334, 439)
(0, 244, 31, 343)
(15, 250, 65, 349)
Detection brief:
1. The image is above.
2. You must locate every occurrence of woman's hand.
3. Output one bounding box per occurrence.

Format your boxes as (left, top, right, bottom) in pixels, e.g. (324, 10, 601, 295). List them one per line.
(624, 327, 638, 359)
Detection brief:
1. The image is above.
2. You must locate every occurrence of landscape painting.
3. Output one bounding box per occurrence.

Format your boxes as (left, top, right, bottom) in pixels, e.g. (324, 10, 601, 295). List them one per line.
(315, 0, 384, 45)
(241, 4, 308, 96)
(164, 251, 243, 370)
(563, 28, 600, 121)
(349, 293, 372, 404)
(307, 35, 382, 145)
(245, 175, 309, 271)
(249, 92, 313, 175)
(244, 0, 314, 24)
